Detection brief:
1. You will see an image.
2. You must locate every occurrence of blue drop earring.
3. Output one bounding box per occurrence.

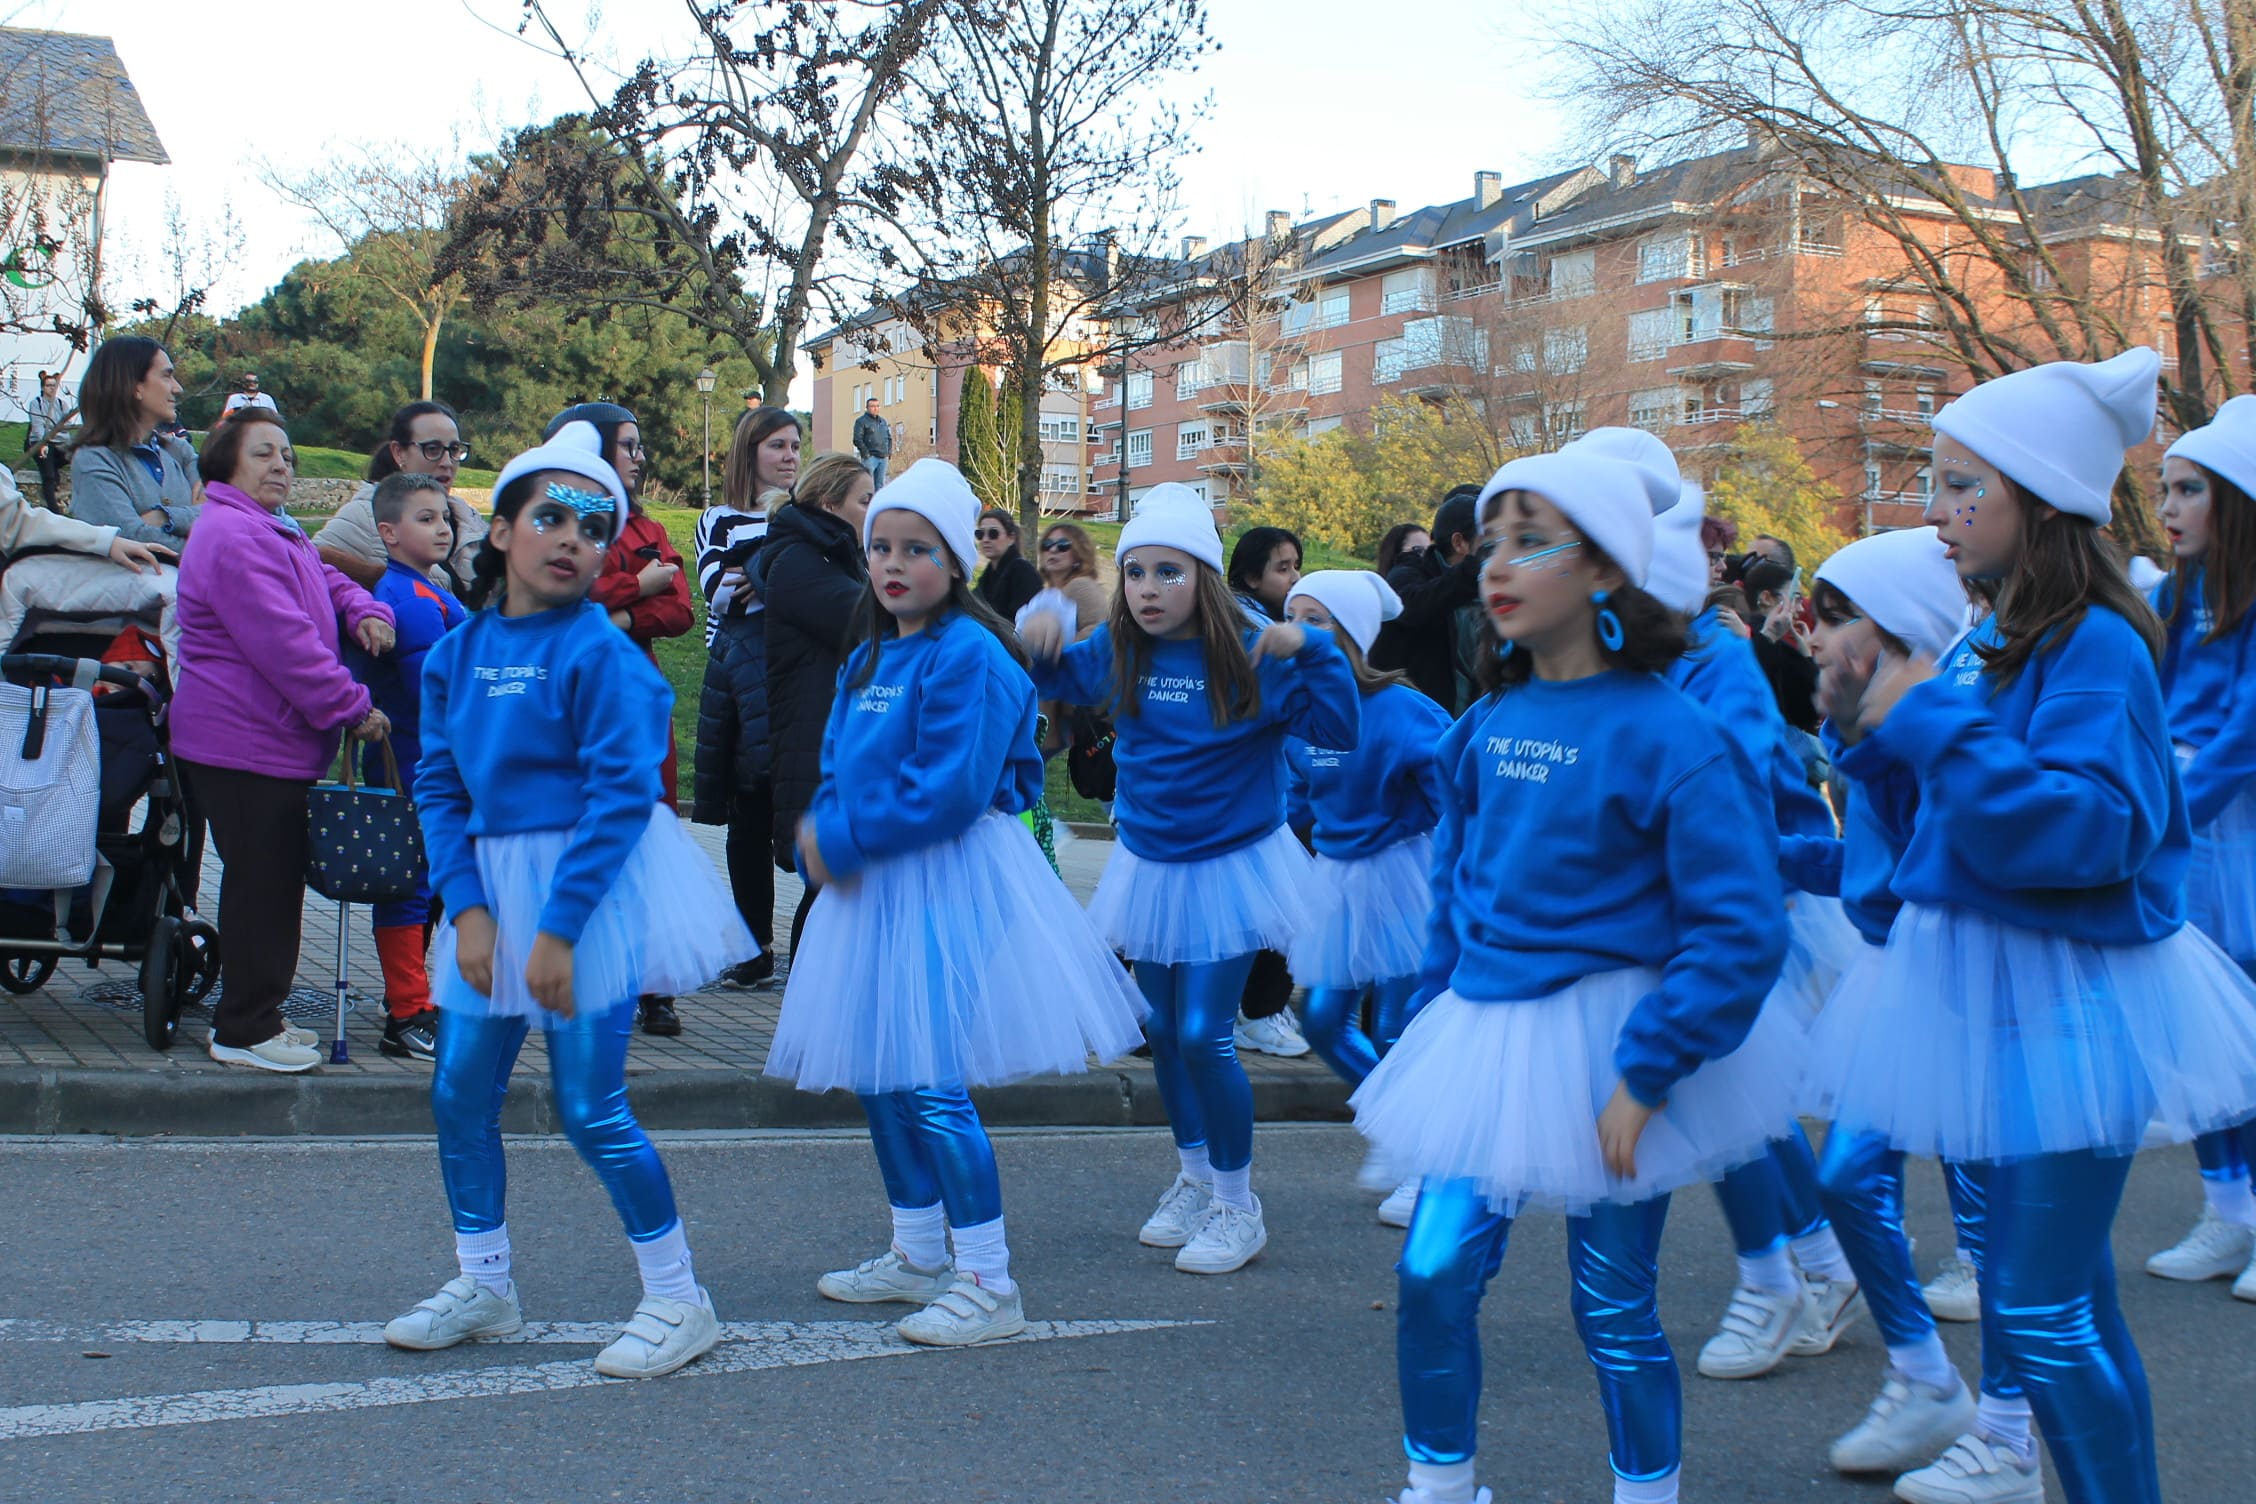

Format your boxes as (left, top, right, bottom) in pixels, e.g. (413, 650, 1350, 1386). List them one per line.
(1592, 589, 1625, 652)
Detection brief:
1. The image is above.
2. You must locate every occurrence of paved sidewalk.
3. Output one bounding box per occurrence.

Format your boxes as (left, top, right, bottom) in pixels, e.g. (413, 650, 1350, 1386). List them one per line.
(0, 823, 1349, 1136)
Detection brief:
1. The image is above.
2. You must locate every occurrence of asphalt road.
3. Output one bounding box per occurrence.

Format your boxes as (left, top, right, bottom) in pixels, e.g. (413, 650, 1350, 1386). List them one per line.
(0, 1126, 2242, 1503)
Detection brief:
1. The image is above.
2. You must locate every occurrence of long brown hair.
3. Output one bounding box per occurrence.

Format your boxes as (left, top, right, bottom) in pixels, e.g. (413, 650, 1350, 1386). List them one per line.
(1334, 627, 1409, 693)
(1977, 477, 2164, 686)
(2162, 463, 2256, 643)
(77, 336, 166, 450)
(1039, 521, 1098, 583)
(726, 406, 801, 510)
(1108, 561, 1262, 726)
(843, 577, 1029, 691)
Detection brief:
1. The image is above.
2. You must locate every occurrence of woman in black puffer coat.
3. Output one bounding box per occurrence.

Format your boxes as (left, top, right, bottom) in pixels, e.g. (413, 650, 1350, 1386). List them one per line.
(750, 452, 873, 956)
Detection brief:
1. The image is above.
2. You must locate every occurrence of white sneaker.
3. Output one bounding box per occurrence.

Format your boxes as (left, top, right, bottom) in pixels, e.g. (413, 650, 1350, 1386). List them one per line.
(1697, 1282, 1815, 1379)
(281, 1022, 317, 1048)
(896, 1275, 1027, 1347)
(1176, 1194, 1267, 1274)
(815, 1248, 954, 1305)
(592, 1287, 721, 1378)
(1357, 1142, 1399, 1193)
(2236, 1253, 2256, 1303)
(1789, 1275, 1865, 1356)
(1138, 1173, 1214, 1248)
(1831, 1373, 1978, 1473)
(1892, 1433, 2043, 1503)
(1922, 1254, 1982, 1323)
(2144, 1204, 2255, 1280)
(209, 1030, 321, 1073)
(1378, 1179, 1419, 1229)
(1393, 1490, 1493, 1504)
(383, 1275, 523, 1350)
(1233, 1009, 1310, 1057)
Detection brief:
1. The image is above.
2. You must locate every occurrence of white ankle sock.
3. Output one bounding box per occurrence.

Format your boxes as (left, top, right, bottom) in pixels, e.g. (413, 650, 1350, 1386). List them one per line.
(890, 1201, 949, 1270)
(1976, 1391, 2037, 1464)
(630, 1220, 699, 1304)
(1791, 1225, 1856, 1283)
(1406, 1458, 1477, 1503)
(1178, 1143, 1213, 1182)
(949, 1215, 1014, 1295)
(1737, 1244, 1800, 1297)
(2203, 1174, 2256, 1228)
(1211, 1163, 1254, 1211)
(1613, 1468, 1680, 1504)
(1887, 1332, 1959, 1391)
(455, 1226, 512, 1295)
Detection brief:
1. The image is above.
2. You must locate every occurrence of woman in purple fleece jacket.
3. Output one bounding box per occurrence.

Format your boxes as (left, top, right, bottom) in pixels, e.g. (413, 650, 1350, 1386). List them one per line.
(172, 412, 398, 1073)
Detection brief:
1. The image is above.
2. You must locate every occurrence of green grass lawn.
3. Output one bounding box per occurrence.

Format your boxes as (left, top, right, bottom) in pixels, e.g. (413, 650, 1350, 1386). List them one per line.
(292, 444, 500, 489)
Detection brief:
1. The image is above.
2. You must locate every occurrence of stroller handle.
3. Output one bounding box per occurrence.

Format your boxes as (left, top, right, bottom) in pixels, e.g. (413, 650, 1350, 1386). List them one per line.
(2, 653, 147, 692)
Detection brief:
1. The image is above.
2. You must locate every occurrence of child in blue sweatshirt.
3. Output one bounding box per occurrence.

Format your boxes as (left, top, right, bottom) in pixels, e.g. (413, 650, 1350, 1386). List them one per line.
(1023, 483, 1360, 1276)
(763, 460, 1144, 1346)
(1351, 448, 1791, 1504)
(383, 424, 752, 1382)
(1280, 569, 1448, 1222)
(1807, 351, 2256, 1504)
(2143, 394, 2256, 1294)
(345, 473, 466, 1062)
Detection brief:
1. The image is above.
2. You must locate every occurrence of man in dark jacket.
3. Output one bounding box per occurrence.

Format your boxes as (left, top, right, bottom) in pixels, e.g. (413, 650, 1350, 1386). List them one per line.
(851, 398, 892, 488)
(1369, 485, 1484, 713)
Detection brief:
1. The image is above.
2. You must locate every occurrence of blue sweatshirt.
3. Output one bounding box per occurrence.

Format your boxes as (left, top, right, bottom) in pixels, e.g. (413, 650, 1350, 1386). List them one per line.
(2153, 569, 2256, 829)
(416, 599, 669, 945)
(807, 609, 1041, 882)
(1287, 682, 1449, 858)
(1781, 723, 1924, 946)
(1853, 606, 2187, 944)
(1032, 623, 1361, 862)
(1420, 671, 1786, 1106)
(1670, 608, 1835, 843)
(347, 558, 465, 770)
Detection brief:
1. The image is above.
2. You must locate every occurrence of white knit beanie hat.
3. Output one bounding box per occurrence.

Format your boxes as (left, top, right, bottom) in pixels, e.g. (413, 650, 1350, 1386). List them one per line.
(864, 457, 982, 577)
(493, 420, 628, 515)
(1568, 426, 1682, 515)
(1931, 348, 2160, 522)
(1813, 526, 1966, 661)
(1116, 482, 1225, 574)
(1477, 450, 1655, 586)
(1287, 569, 1402, 654)
(1644, 483, 1711, 615)
(2165, 393, 2256, 506)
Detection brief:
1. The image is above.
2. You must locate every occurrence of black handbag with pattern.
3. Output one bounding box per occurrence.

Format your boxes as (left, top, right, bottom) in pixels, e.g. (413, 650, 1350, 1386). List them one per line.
(304, 736, 425, 904)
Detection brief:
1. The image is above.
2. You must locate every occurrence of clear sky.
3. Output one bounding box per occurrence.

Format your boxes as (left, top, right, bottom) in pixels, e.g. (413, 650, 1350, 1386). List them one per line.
(13, 0, 1562, 405)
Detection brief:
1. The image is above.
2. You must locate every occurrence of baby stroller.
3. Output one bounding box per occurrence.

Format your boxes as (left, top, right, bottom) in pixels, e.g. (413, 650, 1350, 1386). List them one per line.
(0, 548, 218, 1050)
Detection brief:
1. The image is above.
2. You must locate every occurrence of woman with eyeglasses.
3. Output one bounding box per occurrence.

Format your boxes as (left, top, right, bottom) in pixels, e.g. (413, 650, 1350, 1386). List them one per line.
(315, 401, 488, 595)
(971, 507, 1042, 622)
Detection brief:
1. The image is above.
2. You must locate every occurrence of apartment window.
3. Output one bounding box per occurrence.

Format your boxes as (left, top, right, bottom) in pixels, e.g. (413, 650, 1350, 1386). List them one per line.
(1038, 415, 1081, 444)
(1255, 351, 1275, 388)
(1175, 359, 1207, 401)
(1288, 361, 1308, 392)
(1628, 308, 1673, 361)
(1740, 377, 1775, 419)
(1303, 415, 1344, 438)
(1041, 464, 1084, 495)
(1743, 296, 1776, 349)
(1865, 461, 1884, 497)
(1914, 465, 1935, 499)
(1628, 387, 1679, 433)
(1510, 342, 1538, 374)
(1400, 314, 1482, 371)
(1863, 380, 1884, 415)
(1675, 285, 1742, 342)
(1125, 428, 1153, 469)
(1176, 422, 1210, 460)
(1916, 386, 1937, 418)
(1381, 267, 1437, 316)
(2025, 254, 2056, 291)
(1374, 337, 1411, 385)
(1126, 370, 1154, 409)
(1543, 326, 1589, 374)
(1545, 400, 1586, 441)
(1315, 286, 1351, 329)
(1637, 232, 1699, 283)
(1549, 249, 1595, 297)
(1509, 414, 1541, 448)
(1307, 350, 1344, 396)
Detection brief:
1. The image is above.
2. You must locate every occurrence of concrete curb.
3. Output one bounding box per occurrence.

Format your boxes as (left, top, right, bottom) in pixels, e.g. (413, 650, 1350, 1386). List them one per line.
(0, 1065, 1353, 1138)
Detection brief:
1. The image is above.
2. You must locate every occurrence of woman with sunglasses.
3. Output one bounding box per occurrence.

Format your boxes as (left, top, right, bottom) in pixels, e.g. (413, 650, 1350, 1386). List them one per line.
(972, 507, 1042, 622)
(315, 401, 488, 595)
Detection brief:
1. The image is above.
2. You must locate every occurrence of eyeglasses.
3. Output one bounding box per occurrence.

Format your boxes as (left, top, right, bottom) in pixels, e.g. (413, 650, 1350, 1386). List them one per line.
(616, 440, 647, 459)
(1040, 538, 1075, 553)
(410, 439, 472, 463)
(974, 528, 1005, 542)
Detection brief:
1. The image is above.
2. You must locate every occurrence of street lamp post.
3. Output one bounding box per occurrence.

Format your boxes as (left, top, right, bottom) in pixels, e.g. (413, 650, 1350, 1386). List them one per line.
(696, 367, 718, 507)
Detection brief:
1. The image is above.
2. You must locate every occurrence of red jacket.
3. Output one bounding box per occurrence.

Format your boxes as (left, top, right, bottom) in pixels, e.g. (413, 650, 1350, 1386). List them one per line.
(590, 508, 693, 647)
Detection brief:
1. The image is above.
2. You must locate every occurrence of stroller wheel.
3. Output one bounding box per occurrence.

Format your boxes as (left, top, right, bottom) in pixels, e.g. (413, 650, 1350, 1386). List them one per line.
(140, 916, 184, 1051)
(180, 919, 221, 1006)
(0, 953, 56, 995)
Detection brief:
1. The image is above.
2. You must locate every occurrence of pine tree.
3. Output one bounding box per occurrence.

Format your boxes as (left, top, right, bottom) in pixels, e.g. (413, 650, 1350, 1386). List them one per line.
(956, 366, 996, 503)
(992, 374, 1025, 515)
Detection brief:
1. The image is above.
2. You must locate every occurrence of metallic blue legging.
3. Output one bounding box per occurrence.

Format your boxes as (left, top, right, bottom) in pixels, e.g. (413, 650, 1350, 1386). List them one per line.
(1941, 1160, 2025, 1402)
(1973, 1150, 2158, 1504)
(1814, 1127, 1931, 1348)
(1299, 975, 1421, 1086)
(1135, 954, 1257, 1173)
(431, 1005, 678, 1241)
(859, 1087, 1004, 1227)
(1712, 1124, 1828, 1257)
(1398, 1178, 1679, 1482)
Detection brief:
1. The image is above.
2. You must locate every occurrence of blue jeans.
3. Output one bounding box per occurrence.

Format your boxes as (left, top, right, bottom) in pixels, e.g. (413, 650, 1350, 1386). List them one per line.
(864, 456, 888, 489)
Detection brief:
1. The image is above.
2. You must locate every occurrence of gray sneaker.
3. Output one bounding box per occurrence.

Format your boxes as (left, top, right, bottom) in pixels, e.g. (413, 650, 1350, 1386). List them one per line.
(384, 1275, 523, 1350)
(1138, 1173, 1215, 1248)
(1832, 1373, 1977, 1474)
(1892, 1433, 2043, 1503)
(593, 1288, 722, 1379)
(896, 1276, 1027, 1347)
(816, 1248, 954, 1305)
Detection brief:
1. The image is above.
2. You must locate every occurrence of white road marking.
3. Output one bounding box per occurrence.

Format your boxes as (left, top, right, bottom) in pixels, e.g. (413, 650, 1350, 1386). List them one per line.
(0, 1318, 1205, 1440)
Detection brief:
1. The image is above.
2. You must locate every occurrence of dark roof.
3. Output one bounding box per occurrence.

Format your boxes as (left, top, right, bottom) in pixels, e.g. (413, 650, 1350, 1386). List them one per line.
(1503, 147, 1789, 246)
(1294, 168, 1594, 278)
(0, 29, 166, 165)
(2012, 172, 2150, 236)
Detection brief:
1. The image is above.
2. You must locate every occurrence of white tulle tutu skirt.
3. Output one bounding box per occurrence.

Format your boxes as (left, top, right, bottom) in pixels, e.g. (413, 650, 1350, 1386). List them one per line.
(764, 811, 1147, 1093)
(2188, 785, 2256, 964)
(1351, 969, 1804, 1214)
(433, 808, 754, 1026)
(1285, 833, 1433, 990)
(1084, 823, 1312, 965)
(1803, 902, 2256, 1162)
(1769, 890, 1861, 1026)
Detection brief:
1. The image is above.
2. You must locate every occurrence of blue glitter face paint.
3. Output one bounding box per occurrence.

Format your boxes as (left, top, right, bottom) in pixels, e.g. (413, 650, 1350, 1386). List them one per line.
(525, 482, 619, 546)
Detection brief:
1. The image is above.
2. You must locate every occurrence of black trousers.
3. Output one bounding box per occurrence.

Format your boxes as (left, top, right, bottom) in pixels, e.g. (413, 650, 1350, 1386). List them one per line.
(179, 760, 308, 1048)
(32, 444, 60, 507)
(725, 782, 776, 953)
(1241, 948, 1294, 1019)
